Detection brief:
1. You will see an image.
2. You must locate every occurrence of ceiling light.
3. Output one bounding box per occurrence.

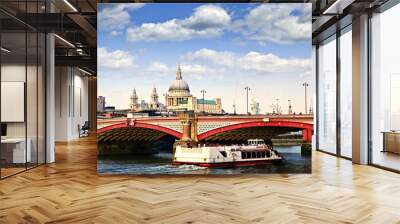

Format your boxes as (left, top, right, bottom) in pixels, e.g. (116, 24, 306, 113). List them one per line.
(54, 34, 75, 48)
(323, 0, 355, 15)
(63, 0, 78, 12)
(1, 47, 11, 53)
(78, 67, 93, 76)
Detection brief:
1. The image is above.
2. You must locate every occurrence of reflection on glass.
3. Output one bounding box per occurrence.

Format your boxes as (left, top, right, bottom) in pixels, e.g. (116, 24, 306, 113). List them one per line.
(371, 4, 400, 171)
(318, 36, 337, 154)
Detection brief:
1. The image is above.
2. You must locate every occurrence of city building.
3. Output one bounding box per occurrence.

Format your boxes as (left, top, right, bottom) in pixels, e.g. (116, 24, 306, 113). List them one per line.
(195, 98, 222, 114)
(97, 96, 106, 113)
(129, 89, 139, 112)
(149, 86, 160, 110)
(129, 87, 164, 112)
(165, 65, 222, 114)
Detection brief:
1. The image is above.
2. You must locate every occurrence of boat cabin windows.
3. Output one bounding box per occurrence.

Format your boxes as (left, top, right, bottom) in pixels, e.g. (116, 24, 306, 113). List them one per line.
(241, 151, 269, 159)
(251, 152, 256, 158)
(248, 139, 265, 145)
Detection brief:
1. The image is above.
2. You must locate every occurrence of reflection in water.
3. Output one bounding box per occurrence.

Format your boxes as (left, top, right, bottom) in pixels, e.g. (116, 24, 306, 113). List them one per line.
(97, 146, 311, 174)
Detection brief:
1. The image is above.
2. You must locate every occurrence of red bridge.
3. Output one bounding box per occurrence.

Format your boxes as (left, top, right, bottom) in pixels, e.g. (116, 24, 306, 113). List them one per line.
(97, 114, 314, 143)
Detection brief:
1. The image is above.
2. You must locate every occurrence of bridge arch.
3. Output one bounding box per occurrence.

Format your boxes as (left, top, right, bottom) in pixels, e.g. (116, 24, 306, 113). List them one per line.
(97, 122, 183, 140)
(197, 120, 313, 142)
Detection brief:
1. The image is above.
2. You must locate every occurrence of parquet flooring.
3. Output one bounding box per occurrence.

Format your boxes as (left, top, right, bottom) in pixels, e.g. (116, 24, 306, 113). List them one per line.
(1, 136, 400, 223)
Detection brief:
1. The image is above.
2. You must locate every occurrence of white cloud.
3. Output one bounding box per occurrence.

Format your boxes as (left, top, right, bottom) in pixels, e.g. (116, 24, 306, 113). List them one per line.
(239, 51, 310, 73)
(98, 3, 145, 31)
(144, 61, 224, 81)
(126, 5, 230, 42)
(183, 48, 310, 74)
(146, 61, 170, 74)
(184, 48, 236, 66)
(122, 4, 310, 45)
(232, 4, 311, 44)
(110, 30, 122, 36)
(98, 47, 135, 69)
(180, 63, 215, 77)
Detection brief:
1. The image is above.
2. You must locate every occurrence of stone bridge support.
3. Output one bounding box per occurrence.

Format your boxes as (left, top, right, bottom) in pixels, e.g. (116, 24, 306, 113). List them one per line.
(302, 128, 313, 143)
(178, 111, 198, 142)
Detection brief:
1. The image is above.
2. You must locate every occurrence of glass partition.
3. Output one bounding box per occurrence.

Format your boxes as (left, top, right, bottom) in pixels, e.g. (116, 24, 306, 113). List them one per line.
(339, 27, 352, 158)
(1, 31, 28, 177)
(0, 1, 46, 179)
(371, 3, 400, 171)
(317, 35, 337, 154)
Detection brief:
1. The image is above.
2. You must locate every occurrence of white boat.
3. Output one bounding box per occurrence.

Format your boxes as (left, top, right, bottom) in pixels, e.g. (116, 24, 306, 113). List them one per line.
(172, 139, 283, 167)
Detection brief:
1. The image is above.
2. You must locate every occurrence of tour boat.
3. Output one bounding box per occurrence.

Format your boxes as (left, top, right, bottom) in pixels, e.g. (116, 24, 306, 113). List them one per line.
(172, 139, 283, 167)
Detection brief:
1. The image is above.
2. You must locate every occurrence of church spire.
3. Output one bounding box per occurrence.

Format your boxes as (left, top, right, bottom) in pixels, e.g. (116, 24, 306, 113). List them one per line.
(176, 64, 182, 80)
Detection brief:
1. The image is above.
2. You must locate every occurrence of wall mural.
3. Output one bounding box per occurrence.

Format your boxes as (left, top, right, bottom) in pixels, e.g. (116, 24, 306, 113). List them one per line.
(97, 3, 313, 174)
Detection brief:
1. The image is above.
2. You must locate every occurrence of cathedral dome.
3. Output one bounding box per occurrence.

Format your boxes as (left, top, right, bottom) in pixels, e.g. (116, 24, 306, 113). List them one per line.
(169, 79, 190, 92)
(168, 65, 190, 92)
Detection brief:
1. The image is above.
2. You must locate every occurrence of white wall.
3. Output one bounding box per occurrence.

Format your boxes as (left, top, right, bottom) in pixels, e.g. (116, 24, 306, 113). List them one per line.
(55, 67, 89, 141)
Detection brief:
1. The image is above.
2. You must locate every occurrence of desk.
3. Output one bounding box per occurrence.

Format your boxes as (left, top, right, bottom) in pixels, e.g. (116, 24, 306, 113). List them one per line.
(382, 131, 400, 154)
(1, 138, 31, 163)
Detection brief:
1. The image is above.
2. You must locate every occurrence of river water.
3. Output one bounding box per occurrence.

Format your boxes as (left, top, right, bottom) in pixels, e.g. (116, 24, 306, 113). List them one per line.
(97, 145, 311, 174)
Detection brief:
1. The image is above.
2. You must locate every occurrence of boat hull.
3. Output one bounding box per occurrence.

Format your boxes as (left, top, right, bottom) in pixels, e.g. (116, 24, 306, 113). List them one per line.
(172, 159, 282, 167)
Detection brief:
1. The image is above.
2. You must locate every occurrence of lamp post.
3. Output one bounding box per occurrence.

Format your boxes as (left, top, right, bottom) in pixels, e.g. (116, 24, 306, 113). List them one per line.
(200, 89, 206, 114)
(288, 99, 292, 115)
(245, 86, 250, 115)
(302, 82, 309, 114)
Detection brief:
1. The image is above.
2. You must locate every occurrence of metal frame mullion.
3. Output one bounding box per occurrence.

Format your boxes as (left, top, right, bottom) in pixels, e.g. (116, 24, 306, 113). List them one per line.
(315, 45, 320, 151)
(25, 0, 28, 171)
(367, 10, 373, 165)
(336, 26, 341, 157)
(0, 21, 2, 179)
(36, 0, 39, 167)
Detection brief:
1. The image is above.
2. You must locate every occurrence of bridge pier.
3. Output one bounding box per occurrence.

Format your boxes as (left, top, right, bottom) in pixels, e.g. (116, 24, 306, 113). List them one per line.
(181, 120, 192, 141)
(302, 128, 312, 143)
(178, 111, 198, 142)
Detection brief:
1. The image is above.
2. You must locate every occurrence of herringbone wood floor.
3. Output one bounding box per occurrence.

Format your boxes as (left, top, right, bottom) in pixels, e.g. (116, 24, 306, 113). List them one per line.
(1, 136, 400, 224)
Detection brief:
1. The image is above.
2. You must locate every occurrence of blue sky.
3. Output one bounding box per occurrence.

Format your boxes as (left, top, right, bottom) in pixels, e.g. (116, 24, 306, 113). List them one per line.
(98, 3, 312, 113)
